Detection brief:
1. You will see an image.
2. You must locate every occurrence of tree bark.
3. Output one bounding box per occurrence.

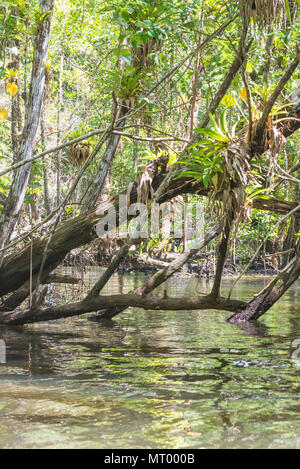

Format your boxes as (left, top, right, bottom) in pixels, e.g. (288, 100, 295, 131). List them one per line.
(0, 293, 246, 326)
(87, 244, 129, 298)
(210, 217, 232, 298)
(82, 104, 129, 213)
(227, 249, 300, 323)
(40, 109, 51, 216)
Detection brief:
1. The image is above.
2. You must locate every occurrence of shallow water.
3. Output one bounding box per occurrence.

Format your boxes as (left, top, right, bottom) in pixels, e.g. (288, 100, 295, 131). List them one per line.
(0, 270, 299, 449)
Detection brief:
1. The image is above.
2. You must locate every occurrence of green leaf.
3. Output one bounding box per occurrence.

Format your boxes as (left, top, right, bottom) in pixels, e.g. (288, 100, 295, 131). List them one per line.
(246, 63, 253, 73)
(221, 94, 236, 107)
(220, 110, 228, 135)
(203, 173, 211, 188)
(248, 188, 271, 200)
(284, 0, 291, 22)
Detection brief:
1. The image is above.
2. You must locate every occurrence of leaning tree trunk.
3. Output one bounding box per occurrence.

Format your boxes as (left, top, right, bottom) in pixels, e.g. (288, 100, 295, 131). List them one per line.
(227, 248, 300, 323)
(40, 109, 51, 216)
(210, 216, 233, 299)
(0, 0, 54, 257)
(82, 104, 129, 213)
(55, 12, 66, 207)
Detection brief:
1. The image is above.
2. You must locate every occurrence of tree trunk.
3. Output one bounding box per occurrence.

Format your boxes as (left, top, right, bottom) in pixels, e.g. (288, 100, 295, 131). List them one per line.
(82, 104, 129, 213)
(0, 294, 247, 326)
(210, 216, 232, 298)
(56, 10, 65, 206)
(0, 0, 54, 255)
(227, 249, 300, 323)
(40, 109, 51, 216)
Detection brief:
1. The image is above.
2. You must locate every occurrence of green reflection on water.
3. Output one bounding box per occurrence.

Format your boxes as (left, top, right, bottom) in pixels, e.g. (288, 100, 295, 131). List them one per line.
(0, 271, 299, 448)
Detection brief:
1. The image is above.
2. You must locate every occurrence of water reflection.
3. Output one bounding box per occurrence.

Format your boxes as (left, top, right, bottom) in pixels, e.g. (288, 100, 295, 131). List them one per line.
(0, 270, 299, 449)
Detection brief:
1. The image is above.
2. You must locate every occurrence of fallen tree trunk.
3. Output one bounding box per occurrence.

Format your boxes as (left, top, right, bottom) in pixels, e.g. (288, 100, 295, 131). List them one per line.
(131, 253, 210, 270)
(1, 248, 298, 326)
(0, 186, 137, 297)
(253, 197, 300, 218)
(0, 294, 247, 326)
(44, 274, 80, 284)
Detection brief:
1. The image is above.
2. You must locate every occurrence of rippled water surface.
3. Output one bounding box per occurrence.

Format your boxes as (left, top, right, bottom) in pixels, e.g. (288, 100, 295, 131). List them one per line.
(0, 270, 299, 449)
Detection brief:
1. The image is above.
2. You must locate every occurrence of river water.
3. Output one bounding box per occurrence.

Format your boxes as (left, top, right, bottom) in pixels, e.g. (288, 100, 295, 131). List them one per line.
(0, 270, 299, 449)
